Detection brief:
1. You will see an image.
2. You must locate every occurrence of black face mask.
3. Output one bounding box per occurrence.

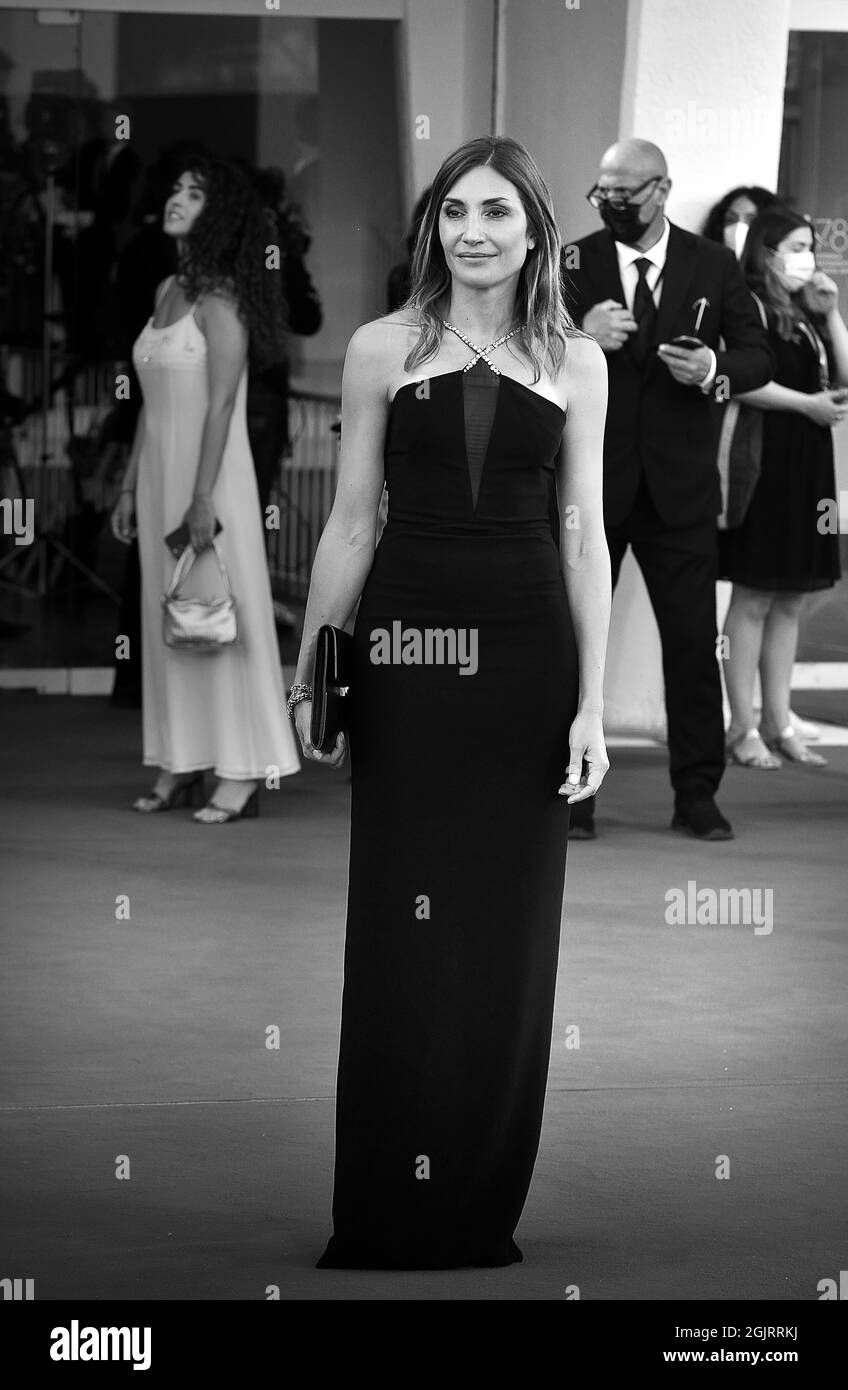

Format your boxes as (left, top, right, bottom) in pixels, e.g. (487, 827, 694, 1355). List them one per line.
(599, 201, 649, 246)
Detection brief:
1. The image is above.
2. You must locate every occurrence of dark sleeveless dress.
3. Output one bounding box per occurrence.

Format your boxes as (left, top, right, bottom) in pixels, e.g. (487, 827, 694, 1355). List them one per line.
(316, 357, 579, 1269)
(718, 324, 841, 591)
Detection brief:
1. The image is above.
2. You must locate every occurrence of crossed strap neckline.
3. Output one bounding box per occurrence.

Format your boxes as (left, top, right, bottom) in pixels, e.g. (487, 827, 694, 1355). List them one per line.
(442, 319, 518, 375)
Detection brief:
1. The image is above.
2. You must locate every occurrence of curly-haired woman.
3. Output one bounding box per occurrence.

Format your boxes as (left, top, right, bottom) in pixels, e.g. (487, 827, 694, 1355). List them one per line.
(110, 155, 300, 821)
(701, 184, 780, 257)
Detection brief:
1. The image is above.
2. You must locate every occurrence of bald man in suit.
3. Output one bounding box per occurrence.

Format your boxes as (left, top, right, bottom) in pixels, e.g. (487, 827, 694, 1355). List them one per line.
(563, 139, 773, 840)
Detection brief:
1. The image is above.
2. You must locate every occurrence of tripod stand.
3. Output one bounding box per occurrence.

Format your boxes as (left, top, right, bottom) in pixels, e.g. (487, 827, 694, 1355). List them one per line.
(0, 167, 120, 606)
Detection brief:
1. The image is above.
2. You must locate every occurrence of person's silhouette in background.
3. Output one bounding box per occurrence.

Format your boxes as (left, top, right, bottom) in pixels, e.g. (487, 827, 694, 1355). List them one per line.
(386, 186, 432, 313)
(243, 164, 322, 634)
(244, 163, 322, 517)
(69, 99, 144, 357)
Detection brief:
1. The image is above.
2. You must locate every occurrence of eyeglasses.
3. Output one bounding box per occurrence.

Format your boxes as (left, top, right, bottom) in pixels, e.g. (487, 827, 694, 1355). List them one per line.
(586, 176, 662, 210)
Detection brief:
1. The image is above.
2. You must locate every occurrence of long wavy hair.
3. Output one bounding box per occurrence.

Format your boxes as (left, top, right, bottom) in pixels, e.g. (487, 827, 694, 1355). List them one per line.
(741, 205, 827, 344)
(401, 136, 576, 383)
(173, 152, 286, 369)
(701, 185, 779, 245)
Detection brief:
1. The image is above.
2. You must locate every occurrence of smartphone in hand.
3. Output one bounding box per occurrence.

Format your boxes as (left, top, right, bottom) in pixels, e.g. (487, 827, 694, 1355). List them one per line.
(670, 335, 705, 350)
(164, 519, 223, 557)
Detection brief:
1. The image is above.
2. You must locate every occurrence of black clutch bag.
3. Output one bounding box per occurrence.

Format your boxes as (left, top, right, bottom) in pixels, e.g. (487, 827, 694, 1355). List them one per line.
(310, 624, 353, 753)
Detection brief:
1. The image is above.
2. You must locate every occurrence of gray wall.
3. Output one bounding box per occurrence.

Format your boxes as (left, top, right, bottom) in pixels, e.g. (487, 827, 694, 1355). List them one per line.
(503, 0, 628, 246)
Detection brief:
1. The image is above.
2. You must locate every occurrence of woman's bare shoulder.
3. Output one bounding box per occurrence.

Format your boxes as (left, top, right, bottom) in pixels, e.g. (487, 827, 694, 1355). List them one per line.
(346, 313, 421, 375)
(561, 329, 606, 375)
(351, 311, 419, 346)
(196, 282, 240, 313)
(545, 330, 605, 412)
(193, 281, 243, 336)
(565, 325, 601, 348)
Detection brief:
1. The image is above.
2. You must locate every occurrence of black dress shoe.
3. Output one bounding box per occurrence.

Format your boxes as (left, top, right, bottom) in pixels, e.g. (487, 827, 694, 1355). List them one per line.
(672, 796, 734, 841)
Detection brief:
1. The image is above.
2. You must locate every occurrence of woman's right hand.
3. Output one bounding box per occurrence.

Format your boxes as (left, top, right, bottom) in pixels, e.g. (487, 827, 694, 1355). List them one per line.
(293, 699, 347, 767)
(111, 491, 136, 544)
(803, 389, 848, 428)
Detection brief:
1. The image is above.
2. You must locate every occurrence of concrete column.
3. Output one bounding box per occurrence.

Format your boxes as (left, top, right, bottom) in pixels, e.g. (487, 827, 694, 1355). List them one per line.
(397, 0, 493, 217)
(606, 0, 791, 732)
(501, 0, 628, 247)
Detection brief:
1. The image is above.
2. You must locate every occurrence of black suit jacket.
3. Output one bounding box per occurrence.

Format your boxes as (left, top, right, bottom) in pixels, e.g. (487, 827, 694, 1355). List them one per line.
(564, 222, 774, 527)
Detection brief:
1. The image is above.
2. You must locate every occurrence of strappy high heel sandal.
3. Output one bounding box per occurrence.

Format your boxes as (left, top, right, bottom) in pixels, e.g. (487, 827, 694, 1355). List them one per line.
(726, 728, 782, 770)
(133, 771, 206, 812)
(193, 785, 260, 824)
(762, 725, 828, 768)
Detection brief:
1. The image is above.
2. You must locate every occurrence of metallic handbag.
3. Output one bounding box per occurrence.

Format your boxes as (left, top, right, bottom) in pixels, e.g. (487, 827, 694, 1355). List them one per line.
(161, 537, 238, 652)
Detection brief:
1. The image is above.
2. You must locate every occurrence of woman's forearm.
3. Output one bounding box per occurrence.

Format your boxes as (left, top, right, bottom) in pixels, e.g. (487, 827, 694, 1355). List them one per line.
(734, 381, 811, 414)
(294, 522, 377, 686)
(192, 401, 236, 500)
(825, 308, 848, 385)
(119, 407, 146, 491)
(562, 540, 611, 713)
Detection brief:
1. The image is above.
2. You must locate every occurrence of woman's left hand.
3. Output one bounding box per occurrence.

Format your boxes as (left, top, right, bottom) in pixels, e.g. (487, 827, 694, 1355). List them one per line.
(184, 494, 217, 551)
(803, 270, 840, 317)
(559, 708, 609, 803)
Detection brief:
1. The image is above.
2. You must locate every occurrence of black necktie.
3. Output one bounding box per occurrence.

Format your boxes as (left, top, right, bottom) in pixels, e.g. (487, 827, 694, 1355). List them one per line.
(632, 257, 656, 365)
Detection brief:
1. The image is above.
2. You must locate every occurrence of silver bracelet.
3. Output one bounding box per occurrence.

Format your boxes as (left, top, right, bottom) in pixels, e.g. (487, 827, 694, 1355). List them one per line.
(286, 683, 312, 720)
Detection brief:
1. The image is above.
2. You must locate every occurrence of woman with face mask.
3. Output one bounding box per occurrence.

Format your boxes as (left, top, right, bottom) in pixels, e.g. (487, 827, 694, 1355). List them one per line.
(701, 186, 780, 261)
(704, 188, 821, 746)
(718, 208, 848, 768)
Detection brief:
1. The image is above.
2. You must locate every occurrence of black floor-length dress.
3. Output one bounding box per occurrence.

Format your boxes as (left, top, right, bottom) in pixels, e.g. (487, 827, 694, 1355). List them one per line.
(317, 347, 579, 1270)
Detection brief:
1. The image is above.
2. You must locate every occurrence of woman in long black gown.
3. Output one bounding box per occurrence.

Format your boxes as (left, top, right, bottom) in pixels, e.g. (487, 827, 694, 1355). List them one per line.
(289, 136, 611, 1269)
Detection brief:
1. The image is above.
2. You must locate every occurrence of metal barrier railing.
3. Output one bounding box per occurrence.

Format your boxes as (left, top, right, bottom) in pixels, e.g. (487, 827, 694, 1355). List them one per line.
(267, 389, 341, 600)
(2, 347, 341, 602)
(2, 350, 114, 528)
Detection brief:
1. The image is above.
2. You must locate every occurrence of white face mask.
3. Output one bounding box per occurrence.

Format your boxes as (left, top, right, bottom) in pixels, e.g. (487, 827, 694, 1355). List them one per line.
(724, 220, 749, 259)
(780, 249, 816, 287)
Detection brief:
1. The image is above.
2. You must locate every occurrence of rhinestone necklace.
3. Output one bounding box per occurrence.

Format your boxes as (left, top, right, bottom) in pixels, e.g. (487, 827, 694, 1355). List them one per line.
(442, 319, 518, 374)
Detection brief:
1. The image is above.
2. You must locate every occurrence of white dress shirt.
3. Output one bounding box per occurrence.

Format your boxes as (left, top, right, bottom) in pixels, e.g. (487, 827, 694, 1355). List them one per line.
(615, 215, 670, 313)
(613, 216, 717, 391)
